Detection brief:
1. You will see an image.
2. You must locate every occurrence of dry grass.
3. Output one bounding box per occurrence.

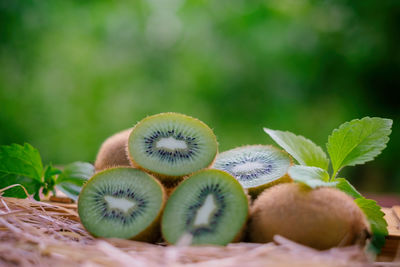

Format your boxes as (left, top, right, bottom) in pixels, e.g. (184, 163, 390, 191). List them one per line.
(0, 191, 380, 267)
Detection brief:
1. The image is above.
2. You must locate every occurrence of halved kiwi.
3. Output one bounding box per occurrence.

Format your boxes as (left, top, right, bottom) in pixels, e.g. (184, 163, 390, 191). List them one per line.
(213, 145, 292, 197)
(161, 169, 249, 245)
(94, 129, 132, 171)
(78, 167, 166, 242)
(127, 113, 218, 182)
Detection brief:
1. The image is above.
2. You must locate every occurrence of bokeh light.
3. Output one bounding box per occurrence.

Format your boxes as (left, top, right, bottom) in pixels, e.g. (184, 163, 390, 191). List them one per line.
(0, 0, 399, 193)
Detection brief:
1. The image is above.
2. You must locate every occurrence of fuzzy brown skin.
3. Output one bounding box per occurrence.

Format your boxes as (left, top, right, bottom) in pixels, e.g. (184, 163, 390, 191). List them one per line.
(162, 177, 186, 197)
(142, 171, 186, 187)
(249, 183, 370, 250)
(94, 129, 132, 171)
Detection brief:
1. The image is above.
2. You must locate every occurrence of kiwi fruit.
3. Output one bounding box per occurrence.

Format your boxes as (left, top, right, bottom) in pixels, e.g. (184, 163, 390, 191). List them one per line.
(127, 113, 218, 183)
(249, 183, 370, 250)
(161, 169, 249, 245)
(213, 145, 292, 197)
(78, 167, 166, 242)
(94, 129, 132, 171)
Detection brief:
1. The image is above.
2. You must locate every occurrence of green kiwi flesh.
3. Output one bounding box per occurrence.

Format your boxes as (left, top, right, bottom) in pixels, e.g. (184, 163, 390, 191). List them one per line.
(78, 167, 165, 241)
(128, 113, 218, 178)
(249, 183, 370, 249)
(213, 145, 292, 196)
(161, 169, 249, 245)
(94, 129, 132, 171)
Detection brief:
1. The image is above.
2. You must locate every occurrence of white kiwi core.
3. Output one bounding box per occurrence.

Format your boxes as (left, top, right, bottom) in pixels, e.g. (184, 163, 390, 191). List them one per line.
(193, 194, 217, 226)
(232, 161, 265, 174)
(104, 196, 136, 213)
(156, 137, 188, 150)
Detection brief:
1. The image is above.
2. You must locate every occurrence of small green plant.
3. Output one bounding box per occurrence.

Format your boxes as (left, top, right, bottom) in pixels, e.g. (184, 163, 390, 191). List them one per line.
(0, 143, 94, 201)
(264, 116, 392, 253)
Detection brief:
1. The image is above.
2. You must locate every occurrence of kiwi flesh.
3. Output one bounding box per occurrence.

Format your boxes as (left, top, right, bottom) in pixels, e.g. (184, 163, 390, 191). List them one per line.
(78, 167, 166, 242)
(161, 169, 249, 245)
(128, 113, 218, 182)
(213, 145, 292, 197)
(249, 183, 370, 250)
(94, 129, 132, 171)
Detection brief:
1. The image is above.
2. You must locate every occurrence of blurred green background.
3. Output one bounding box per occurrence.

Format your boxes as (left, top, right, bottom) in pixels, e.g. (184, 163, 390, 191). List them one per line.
(0, 0, 399, 193)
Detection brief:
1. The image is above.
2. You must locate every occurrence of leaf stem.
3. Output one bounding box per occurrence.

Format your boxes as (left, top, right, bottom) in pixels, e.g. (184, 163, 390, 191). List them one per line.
(331, 169, 339, 182)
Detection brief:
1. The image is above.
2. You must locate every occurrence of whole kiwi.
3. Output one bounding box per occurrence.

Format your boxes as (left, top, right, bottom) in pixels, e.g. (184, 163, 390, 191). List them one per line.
(94, 129, 132, 171)
(249, 183, 370, 250)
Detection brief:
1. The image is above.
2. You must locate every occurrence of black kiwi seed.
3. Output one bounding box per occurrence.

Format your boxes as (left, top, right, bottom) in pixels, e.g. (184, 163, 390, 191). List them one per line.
(213, 145, 293, 197)
(128, 112, 218, 182)
(161, 169, 249, 246)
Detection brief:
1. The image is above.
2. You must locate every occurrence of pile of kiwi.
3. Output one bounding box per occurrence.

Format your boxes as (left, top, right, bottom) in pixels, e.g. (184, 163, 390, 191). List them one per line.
(78, 112, 370, 249)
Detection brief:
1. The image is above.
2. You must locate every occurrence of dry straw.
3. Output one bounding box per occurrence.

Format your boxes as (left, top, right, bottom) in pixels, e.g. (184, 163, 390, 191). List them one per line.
(0, 185, 380, 267)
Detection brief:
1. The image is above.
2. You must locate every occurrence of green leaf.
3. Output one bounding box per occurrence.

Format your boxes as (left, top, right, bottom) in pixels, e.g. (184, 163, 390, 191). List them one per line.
(288, 165, 330, 182)
(44, 164, 62, 179)
(288, 165, 338, 189)
(326, 117, 392, 177)
(42, 164, 62, 196)
(264, 128, 329, 170)
(0, 172, 42, 200)
(0, 143, 44, 181)
(56, 183, 83, 201)
(355, 198, 388, 253)
(334, 178, 362, 199)
(56, 162, 94, 184)
(56, 162, 94, 201)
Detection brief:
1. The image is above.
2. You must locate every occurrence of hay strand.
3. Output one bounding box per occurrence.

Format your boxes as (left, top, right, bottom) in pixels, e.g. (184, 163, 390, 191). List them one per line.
(0, 196, 378, 266)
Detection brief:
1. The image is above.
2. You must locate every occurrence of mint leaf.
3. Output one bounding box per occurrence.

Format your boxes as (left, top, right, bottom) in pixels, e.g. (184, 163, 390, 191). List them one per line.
(44, 164, 62, 179)
(288, 165, 337, 189)
(56, 162, 94, 184)
(264, 128, 329, 170)
(327, 117, 392, 178)
(334, 178, 362, 199)
(0, 143, 44, 181)
(56, 162, 94, 201)
(42, 164, 62, 195)
(288, 165, 330, 182)
(0, 143, 45, 200)
(355, 198, 388, 253)
(0, 173, 42, 200)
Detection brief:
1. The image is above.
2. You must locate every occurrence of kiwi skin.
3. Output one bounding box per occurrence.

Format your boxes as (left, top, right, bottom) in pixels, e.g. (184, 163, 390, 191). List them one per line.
(128, 112, 218, 185)
(78, 167, 167, 243)
(249, 183, 370, 250)
(94, 129, 132, 171)
(153, 174, 186, 190)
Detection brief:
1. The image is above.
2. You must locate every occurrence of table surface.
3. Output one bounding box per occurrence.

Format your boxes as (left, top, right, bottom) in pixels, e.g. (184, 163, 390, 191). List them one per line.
(379, 206, 400, 261)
